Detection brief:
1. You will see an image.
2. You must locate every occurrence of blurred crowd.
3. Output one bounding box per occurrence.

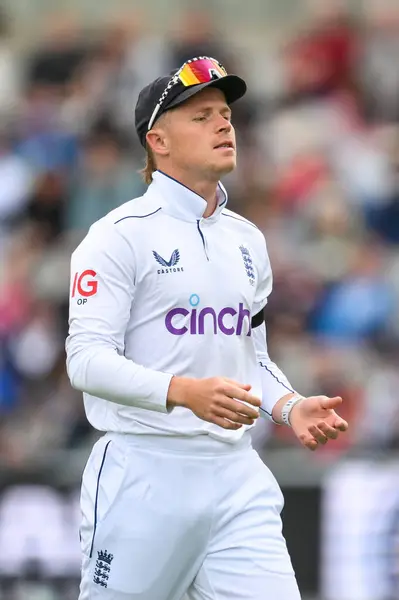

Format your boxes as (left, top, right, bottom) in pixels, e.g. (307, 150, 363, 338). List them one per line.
(1, 0, 399, 474)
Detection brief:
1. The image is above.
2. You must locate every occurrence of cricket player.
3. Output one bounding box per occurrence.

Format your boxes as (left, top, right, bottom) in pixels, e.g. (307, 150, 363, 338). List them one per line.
(66, 56, 348, 600)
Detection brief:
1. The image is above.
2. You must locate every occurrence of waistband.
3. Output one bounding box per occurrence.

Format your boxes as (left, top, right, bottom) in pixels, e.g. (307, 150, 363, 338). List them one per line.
(103, 430, 253, 456)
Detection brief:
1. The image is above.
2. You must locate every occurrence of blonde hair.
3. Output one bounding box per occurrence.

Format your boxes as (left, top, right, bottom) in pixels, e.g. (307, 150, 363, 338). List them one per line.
(140, 113, 169, 184)
(140, 146, 157, 185)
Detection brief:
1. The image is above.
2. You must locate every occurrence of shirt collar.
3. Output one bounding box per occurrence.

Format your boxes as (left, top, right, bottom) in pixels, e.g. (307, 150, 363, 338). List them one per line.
(149, 170, 228, 222)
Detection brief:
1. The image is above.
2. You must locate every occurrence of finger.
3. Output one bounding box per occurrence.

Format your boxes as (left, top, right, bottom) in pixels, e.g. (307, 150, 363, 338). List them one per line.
(333, 418, 349, 432)
(224, 386, 261, 408)
(308, 425, 328, 445)
(212, 416, 242, 430)
(218, 408, 256, 426)
(318, 422, 339, 440)
(299, 434, 318, 451)
(219, 398, 260, 419)
(319, 396, 343, 410)
(223, 378, 252, 391)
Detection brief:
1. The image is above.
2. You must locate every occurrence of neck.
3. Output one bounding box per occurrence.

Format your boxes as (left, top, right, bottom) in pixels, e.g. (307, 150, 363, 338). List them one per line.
(157, 166, 219, 218)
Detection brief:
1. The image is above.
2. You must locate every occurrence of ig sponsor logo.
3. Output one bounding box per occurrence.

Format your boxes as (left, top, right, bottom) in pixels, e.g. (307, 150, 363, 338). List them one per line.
(165, 294, 251, 336)
(71, 270, 98, 304)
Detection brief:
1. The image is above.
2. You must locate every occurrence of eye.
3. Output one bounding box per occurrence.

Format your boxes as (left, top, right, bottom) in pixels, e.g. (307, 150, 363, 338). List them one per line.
(194, 115, 207, 122)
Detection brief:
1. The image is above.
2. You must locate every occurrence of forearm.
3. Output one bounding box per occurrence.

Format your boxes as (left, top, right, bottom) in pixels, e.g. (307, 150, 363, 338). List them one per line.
(252, 322, 298, 422)
(66, 340, 173, 413)
(257, 356, 297, 419)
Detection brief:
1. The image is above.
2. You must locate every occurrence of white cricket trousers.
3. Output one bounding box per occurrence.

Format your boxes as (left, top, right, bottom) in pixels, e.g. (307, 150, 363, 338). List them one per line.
(79, 431, 301, 600)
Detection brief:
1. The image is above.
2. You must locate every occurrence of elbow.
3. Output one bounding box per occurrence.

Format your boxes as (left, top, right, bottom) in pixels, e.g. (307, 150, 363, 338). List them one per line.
(65, 345, 91, 393)
(66, 354, 84, 392)
(65, 337, 121, 397)
(65, 334, 99, 393)
(65, 341, 115, 395)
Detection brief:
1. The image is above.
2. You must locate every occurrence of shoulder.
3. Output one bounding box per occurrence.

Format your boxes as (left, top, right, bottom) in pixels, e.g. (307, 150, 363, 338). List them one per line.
(221, 208, 265, 245)
(221, 208, 270, 262)
(105, 191, 162, 227)
(221, 208, 260, 232)
(88, 190, 162, 237)
(72, 191, 162, 259)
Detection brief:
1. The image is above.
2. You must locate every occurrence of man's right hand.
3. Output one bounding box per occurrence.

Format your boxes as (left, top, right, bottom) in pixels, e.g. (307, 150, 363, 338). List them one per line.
(167, 376, 261, 430)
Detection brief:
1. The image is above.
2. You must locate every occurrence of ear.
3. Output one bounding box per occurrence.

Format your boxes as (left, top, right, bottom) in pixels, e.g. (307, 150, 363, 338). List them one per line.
(146, 128, 169, 157)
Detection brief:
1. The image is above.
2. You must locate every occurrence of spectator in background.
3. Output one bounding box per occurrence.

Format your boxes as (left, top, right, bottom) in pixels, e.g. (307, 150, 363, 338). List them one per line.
(97, 12, 170, 139)
(168, 10, 232, 71)
(371, 183, 399, 245)
(359, 1, 399, 124)
(58, 20, 133, 140)
(0, 225, 42, 338)
(0, 7, 22, 120)
(65, 128, 145, 235)
(59, 12, 171, 145)
(0, 346, 19, 415)
(331, 121, 395, 215)
(0, 132, 34, 246)
(283, 0, 358, 101)
(16, 83, 79, 176)
(310, 239, 395, 343)
(22, 171, 66, 244)
(368, 128, 399, 244)
(0, 225, 42, 419)
(298, 178, 364, 284)
(26, 13, 88, 90)
(9, 300, 63, 387)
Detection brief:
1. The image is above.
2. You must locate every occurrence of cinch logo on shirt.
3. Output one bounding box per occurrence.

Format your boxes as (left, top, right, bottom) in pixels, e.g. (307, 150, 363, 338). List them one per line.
(165, 294, 251, 336)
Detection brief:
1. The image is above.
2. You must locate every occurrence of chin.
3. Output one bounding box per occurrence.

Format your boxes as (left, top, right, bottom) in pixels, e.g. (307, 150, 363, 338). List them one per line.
(213, 157, 236, 177)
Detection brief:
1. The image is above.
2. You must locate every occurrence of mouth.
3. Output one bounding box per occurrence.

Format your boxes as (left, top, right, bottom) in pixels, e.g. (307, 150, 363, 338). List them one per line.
(214, 141, 235, 150)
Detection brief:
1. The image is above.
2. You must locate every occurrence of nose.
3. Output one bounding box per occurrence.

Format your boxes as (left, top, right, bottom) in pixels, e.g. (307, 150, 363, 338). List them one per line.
(216, 114, 232, 133)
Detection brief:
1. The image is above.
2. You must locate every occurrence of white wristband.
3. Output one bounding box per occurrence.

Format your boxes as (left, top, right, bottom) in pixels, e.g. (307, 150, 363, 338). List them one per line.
(281, 393, 304, 427)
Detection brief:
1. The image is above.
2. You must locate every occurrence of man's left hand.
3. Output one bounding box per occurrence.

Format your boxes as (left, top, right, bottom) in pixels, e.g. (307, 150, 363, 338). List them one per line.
(289, 395, 349, 451)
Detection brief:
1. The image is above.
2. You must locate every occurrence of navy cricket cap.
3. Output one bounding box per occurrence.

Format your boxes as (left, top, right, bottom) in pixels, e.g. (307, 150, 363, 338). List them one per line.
(134, 56, 247, 148)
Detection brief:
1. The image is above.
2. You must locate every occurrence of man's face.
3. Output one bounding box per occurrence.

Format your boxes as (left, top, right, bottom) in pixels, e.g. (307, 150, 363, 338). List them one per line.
(151, 88, 237, 179)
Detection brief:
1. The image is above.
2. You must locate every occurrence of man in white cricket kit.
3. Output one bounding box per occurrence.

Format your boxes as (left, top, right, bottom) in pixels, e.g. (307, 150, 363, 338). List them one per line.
(66, 56, 348, 600)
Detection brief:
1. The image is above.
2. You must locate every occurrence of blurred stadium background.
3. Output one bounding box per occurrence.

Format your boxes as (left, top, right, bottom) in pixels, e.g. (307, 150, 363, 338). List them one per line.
(1, 0, 399, 598)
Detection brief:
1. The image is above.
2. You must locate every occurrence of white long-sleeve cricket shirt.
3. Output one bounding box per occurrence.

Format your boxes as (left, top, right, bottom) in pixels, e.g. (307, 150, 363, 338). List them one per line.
(66, 170, 295, 443)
